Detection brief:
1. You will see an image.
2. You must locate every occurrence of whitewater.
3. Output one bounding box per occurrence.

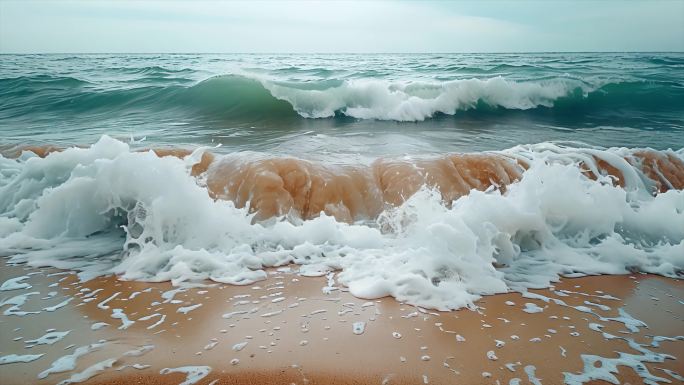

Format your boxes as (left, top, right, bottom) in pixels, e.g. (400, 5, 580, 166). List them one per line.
(2, 53, 683, 153)
(1, 137, 682, 310)
(1, 53, 683, 310)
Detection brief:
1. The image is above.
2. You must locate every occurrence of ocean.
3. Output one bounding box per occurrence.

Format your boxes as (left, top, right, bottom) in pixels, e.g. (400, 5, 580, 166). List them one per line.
(2, 53, 684, 154)
(0, 53, 683, 310)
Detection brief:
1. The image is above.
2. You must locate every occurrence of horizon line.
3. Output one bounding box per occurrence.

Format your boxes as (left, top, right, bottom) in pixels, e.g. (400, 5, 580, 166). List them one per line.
(1, 51, 683, 55)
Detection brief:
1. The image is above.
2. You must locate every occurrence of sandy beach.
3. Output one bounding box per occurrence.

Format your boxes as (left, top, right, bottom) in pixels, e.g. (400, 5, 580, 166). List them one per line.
(2, 2, 684, 384)
(1, 261, 682, 385)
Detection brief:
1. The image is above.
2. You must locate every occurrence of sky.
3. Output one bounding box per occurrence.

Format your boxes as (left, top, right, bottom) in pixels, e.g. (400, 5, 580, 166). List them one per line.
(1, 0, 683, 53)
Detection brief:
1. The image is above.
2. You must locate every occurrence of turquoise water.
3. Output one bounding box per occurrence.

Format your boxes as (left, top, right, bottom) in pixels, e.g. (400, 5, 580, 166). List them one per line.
(1, 53, 683, 159)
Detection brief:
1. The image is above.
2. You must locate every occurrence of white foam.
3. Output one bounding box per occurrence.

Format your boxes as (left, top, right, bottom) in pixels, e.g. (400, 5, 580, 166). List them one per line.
(123, 345, 154, 357)
(161, 288, 186, 304)
(56, 358, 116, 385)
(91, 322, 109, 331)
(138, 313, 166, 329)
(0, 353, 44, 365)
(177, 303, 202, 314)
(523, 303, 544, 314)
(658, 368, 684, 381)
(352, 321, 366, 335)
(82, 288, 103, 299)
(1, 292, 40, 316)
(260, 310, 282, 317)
(111, 308, 134, 330)
(43, 297, 73, 312)
(222, 310, 248, 319)
(25, 330, 70, 347)
(97, 293, 120, 310)
(204, 339, 219, 350)
(261, 76, 591, 121)
(159, 366, 211, 385)
(584, 301, 611, 311)
(117, 363, 150, 371)
(38, 342, 106, 379)
(525, 365, 543, 385)
(1, 137, 683, 311)
(563, 332, 678, 385)
(1, 275, 32, 291)
(232, 341, 248, 351)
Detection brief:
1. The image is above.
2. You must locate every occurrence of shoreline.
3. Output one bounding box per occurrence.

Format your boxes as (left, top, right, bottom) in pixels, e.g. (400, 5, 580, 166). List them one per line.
(1, 261, 683, 385)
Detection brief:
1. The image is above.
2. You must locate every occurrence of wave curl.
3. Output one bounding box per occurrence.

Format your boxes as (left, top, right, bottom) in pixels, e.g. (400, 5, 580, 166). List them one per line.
(2, 74, 682, 122)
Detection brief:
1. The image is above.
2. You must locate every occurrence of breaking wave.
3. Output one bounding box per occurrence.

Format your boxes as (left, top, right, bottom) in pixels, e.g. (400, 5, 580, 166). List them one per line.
(2, 73, 682, 122)
(1, 137, 683, 310)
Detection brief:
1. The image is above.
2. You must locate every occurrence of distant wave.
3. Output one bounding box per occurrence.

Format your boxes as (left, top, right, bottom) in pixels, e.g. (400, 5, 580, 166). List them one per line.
(252, 75, 684, 121)
(1, 73, 682, 122)
(262, 76, 583, 120)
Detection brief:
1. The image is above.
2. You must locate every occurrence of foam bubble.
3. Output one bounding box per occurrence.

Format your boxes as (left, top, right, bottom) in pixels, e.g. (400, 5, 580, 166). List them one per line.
(0, 353, 44, 365)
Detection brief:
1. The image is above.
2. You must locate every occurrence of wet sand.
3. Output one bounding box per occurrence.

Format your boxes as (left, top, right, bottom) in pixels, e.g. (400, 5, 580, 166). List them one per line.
(1, 261, 683, 385)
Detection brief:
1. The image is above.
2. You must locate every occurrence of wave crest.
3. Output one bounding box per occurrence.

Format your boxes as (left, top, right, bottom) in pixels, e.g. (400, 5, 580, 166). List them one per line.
(262, 76, 586, 121)
(3, 73, 681, 123)
(1, 138, 683, 310)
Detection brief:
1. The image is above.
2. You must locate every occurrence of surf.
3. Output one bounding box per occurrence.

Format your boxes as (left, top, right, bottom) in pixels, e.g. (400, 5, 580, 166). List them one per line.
(1, 137, 682, 310)
(2, 73, 683, 123)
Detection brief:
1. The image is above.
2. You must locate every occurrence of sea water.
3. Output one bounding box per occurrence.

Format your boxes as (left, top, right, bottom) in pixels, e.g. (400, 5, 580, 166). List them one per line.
(0, 53, 683, 310)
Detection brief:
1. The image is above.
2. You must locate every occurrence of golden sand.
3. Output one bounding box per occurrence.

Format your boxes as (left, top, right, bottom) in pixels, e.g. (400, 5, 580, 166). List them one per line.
(1, 261, 682, 385)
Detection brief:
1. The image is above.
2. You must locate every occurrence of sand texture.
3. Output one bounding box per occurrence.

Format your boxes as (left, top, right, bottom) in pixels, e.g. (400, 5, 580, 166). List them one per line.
(1, 261, 683, 385)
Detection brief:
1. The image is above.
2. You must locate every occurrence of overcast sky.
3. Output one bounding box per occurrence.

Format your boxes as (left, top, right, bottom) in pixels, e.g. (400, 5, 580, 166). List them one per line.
(1, 0, 683, 53)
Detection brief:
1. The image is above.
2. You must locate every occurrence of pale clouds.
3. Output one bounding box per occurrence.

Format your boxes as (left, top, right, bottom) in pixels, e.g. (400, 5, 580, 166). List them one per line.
(0, 1, 682, 53)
